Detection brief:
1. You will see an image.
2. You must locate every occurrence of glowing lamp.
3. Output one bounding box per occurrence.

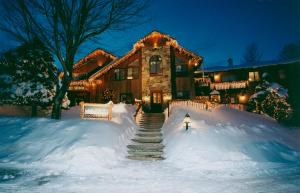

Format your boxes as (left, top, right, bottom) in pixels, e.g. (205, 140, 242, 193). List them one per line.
(214, 74, 221, 82)
(238, 94, 247, 104)
(163, 95, 172, 102)
(143, 95, 150, 103)
(184, 113, 191, 131)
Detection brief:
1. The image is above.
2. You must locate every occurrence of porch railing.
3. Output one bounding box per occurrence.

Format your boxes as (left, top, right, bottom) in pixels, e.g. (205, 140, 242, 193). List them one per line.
(167, 100, 218, 118)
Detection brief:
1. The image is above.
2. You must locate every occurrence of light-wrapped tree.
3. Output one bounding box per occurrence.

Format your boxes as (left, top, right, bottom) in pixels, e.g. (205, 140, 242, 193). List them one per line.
(0, 39, 57, 116)
(247, 74, 293, 122)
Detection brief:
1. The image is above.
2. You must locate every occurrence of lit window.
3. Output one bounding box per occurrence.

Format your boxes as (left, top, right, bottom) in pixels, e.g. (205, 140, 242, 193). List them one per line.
(152, 92, 162, 104)
(249, 71, 260, 81)
(114, 69, 126, 80)
(149, 55, 162, 74)
(127, 67, 139, 79)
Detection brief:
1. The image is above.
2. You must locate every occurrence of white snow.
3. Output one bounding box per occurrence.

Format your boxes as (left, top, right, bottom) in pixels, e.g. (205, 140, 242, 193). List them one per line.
(0, 105, 300, 193)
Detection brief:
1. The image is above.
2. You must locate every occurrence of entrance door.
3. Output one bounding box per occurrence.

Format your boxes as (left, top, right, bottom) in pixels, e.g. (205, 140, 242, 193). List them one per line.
(151, 91, 162, 112)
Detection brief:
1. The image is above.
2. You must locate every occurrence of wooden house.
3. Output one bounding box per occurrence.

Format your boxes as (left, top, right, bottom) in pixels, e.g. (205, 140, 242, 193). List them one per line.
(68, 30, 203, 112)
(194, 59, 300, 123)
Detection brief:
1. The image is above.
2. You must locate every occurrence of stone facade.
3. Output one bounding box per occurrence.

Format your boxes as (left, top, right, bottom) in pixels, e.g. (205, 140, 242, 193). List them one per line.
(141, 46, 172, 107)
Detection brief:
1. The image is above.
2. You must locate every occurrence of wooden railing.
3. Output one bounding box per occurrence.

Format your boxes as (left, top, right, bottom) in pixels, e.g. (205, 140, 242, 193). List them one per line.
(80, 101, 113, 120)
(210, 80, 248, 90)
(134, 100, 143, 124)
(167, 100, 218, 117)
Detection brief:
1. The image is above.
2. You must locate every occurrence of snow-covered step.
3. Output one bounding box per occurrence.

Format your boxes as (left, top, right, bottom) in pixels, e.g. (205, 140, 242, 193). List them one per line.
(127, 144, 164, 151)
(138, 129, 161, 132)
(127, 112, 165, 161)
(127, 155, 164, 161)
(127, 150, 163, 156)
(135, 132, 162, 137)
(132, 137, 162, 143)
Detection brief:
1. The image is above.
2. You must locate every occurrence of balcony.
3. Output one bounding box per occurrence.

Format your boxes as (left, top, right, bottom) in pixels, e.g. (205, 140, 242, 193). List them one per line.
(210, 80, 248, 90)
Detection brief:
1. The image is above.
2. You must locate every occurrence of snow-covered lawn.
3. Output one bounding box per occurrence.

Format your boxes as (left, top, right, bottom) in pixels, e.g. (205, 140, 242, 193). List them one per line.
(0, 104, 300, 193)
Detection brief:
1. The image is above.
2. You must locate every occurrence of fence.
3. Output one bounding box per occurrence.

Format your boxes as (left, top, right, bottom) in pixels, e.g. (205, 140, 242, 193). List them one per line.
(80, 101, 113, 120)
(167, 100, 218, 117)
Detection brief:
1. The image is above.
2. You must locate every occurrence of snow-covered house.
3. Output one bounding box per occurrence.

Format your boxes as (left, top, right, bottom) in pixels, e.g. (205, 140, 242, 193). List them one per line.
(195, 59, 300, 123)
(69, 30, 203, 112)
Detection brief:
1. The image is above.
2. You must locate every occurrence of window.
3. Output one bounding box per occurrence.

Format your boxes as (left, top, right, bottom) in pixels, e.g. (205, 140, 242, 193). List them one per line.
(177, 91, 190, 99)
(176, 64, 188, 76)
(120, 93, 133, 104)
(149, 55, 162, 74)
(152, 92, 162, 104)
(248, 71, 260, 81)
(114, 69, 126, 80)
(127, 67, 139, 79)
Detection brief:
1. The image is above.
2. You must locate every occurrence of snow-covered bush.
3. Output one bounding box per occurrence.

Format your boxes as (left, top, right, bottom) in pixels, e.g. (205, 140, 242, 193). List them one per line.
(61, 93, 70, 109)
(247, 80, 293, 122)
(0, 39, 57, 112)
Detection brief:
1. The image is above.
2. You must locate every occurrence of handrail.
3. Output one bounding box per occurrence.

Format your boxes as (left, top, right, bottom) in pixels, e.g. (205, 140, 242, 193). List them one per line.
(133, 101, 143, 124)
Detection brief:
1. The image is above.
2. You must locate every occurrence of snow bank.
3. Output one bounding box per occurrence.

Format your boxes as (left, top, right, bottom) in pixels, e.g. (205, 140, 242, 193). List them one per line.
(163, 106, 300, 175)
(0, 104, 137, 176)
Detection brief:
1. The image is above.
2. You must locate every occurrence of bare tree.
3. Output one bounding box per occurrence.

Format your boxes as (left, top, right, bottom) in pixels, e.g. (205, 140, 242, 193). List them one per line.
(0, 0, 148, 119)
(242, 43, 262, 66)
(279, 42, 300, 60)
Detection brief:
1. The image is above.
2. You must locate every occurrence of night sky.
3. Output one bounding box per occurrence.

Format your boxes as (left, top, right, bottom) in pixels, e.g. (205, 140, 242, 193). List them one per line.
(1, 0, 300, 68)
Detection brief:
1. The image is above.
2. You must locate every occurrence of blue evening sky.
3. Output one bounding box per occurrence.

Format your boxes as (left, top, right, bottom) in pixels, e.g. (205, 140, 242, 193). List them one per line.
(1, 0, 300, 68)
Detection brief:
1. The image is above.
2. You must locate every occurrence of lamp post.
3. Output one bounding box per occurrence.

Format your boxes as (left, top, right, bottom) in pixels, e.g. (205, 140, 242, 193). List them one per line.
(184, 113, 191, 131)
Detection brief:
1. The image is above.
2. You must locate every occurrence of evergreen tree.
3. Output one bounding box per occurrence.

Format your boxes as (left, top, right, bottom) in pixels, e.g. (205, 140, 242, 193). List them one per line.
(0, 39, 58, 116)
(247, 77, 293, 122)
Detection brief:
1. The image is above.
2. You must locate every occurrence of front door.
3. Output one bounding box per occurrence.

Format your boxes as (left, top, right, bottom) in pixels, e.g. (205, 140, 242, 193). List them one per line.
(151, 91, 162, 112)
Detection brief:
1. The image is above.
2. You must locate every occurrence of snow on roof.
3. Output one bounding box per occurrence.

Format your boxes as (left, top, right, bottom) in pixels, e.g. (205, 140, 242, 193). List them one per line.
(89, 30, 203, 81)
(210, 90, 220, 95)
(197, 58, 300, 73)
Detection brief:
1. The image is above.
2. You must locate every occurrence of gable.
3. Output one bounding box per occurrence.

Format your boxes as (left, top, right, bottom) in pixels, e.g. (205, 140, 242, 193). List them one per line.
(88, 30, 203, 81)
(72, 49, 116, 80)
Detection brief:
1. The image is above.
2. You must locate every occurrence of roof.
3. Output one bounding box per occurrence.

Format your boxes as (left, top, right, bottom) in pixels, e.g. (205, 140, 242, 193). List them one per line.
(210, 90, 220, 95)
(198, 58, 300, 73)
(73, 48, 117, 71)
(89, 30, 203, 81)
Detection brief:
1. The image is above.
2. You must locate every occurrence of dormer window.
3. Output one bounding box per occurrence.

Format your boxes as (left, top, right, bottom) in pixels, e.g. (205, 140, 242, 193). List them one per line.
(149, 55, 162, 75)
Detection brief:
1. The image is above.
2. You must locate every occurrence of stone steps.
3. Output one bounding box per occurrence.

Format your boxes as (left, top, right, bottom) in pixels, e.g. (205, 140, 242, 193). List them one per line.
(127, 144, 164, 151)
(135, 132, 162, 137)
(127, 155, 164, 161)
(139, 129, 161, 132)
(127, 112, 165, 161)
(127, 150, 163, 156)
(132, 137, 162, 143)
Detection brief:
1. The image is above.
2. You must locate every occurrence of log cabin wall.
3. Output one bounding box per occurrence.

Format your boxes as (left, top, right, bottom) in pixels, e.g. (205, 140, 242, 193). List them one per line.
(95, 50, 142, 103)
(174, 49, 196, 99)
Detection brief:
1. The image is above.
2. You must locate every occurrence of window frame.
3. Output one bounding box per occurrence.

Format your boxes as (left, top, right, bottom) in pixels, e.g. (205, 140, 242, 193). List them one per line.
(176, 64, 188, 76)
(248, 71, 260, 81)
(113, 68, 127, 81)
(119, 93, 133, 104)
(176, 90, 190, 99)
(127, 67, 139, 80)
(149, 55, 162, 75)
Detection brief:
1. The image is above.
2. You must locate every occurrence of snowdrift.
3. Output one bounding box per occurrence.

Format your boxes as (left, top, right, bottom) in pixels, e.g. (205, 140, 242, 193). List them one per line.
(0, 104, 137, 176)
(163, 106, 300, 173)
(0, 104, 300, 193)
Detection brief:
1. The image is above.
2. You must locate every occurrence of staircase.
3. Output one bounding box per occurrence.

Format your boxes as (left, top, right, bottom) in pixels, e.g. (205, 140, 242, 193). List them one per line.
(127, 112, 165, 161)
